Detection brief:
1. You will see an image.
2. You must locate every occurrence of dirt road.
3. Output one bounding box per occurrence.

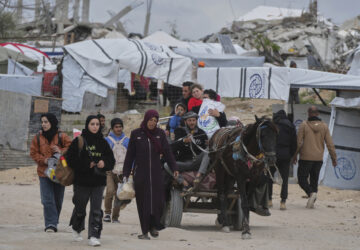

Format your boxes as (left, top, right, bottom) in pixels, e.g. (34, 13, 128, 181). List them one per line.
(0, 166, 359, 250)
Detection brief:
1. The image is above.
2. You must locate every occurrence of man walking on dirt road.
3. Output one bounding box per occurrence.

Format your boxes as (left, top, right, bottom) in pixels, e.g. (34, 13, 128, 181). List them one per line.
(292, 106, 337, 208)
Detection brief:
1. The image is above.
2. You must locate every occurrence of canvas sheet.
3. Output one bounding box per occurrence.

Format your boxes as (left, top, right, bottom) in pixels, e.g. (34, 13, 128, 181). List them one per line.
(322, 107, 360, 190)
(7, 59, 34, 76)
(0, 74, 41, 96)
(63, 38, 192, 88)
(197, 67, 290, 101)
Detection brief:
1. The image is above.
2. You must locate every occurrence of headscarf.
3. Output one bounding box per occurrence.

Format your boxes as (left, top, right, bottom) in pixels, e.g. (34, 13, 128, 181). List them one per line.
(81, 115, 103, 145)
(41, 113, 58, 143)
(140, 109, 162, 154)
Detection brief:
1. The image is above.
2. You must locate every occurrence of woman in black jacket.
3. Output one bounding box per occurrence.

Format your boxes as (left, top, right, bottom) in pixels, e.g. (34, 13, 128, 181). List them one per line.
(66, 115, 115, 246)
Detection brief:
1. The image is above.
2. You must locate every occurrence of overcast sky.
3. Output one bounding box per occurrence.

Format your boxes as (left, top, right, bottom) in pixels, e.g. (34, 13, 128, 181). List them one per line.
(89, 0, 360, 40)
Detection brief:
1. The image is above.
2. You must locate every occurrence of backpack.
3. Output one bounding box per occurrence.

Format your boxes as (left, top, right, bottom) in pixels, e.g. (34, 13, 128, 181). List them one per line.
(107, 136, 127, 175)
(55, 135, 84, 186)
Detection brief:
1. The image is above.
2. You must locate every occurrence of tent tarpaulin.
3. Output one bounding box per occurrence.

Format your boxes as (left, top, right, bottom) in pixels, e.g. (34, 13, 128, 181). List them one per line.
(143, 30, 247, 55)
(0, 74, 42, 96)
(0, 43, 56, 72)
(197, 67, 290, 101)
(0, 46, 38, 73)
(63, 38, 192, 87)
(62, 38, 192, 112)
(319, 97, 360, 190)
(198, 67, 360, 102)
(173, 49, 264, 67)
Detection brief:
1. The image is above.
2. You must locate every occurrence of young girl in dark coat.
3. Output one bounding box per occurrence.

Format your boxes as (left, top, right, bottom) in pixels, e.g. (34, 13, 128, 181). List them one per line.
(123, 109, 178, 240)
(66, 115, 115, 246)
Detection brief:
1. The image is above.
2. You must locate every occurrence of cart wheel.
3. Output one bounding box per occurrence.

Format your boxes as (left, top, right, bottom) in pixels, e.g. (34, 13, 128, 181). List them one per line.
(164, 188, 183, 227)
(232, 197, 244, 231)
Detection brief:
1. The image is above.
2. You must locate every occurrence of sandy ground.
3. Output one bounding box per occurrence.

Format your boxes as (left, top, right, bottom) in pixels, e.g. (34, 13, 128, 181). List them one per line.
(0, 166, 360, 250)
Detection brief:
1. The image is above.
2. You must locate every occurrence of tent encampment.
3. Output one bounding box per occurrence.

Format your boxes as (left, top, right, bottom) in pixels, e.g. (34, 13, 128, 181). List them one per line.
(197, 67, 360, 101)
(62, 38, 192, 112)
(0, 46, 38, 74)
(0, 43, 56, 72)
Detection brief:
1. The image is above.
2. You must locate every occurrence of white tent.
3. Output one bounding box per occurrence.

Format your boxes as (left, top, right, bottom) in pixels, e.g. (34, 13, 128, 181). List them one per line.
(0, 43, 56, 72)
(197, 67, 360, 102)
(62, 38, 192, 112)
(143, 30, 247, 55)
(320, 97, 360, 190)
(142, 31, 187, 47)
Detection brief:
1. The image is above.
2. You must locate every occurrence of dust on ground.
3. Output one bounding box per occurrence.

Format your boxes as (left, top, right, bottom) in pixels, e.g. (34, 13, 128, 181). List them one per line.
(0, 166, 360, 250)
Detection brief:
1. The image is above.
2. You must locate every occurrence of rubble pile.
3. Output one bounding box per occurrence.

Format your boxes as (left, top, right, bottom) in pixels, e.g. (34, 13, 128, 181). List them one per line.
(203, 16, 360, 72)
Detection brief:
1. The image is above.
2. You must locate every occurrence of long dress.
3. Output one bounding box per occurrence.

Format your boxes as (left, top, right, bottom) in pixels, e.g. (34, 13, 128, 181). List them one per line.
(123, 127, 177, 234)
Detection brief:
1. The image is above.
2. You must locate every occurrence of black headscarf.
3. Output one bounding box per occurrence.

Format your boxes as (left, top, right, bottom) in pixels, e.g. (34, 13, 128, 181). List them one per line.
(140, 109, 162, 154)
(41, 113, 58, 143)
(82, 115, 103, 145)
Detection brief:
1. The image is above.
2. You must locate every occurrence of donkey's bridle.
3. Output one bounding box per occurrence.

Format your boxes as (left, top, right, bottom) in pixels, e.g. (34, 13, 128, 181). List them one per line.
(242, 119, 276, 164)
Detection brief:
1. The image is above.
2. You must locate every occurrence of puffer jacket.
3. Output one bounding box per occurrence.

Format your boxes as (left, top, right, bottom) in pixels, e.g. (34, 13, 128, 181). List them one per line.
(30, 131, 72, 177)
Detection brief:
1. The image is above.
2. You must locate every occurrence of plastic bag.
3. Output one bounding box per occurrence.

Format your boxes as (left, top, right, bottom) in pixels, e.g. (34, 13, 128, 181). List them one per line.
(45, 153, 61, 183)
(116, 175, 135, 200)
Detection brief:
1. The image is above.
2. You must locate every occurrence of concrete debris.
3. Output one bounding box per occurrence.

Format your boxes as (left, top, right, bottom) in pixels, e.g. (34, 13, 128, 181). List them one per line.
(203, 14, 360, 72)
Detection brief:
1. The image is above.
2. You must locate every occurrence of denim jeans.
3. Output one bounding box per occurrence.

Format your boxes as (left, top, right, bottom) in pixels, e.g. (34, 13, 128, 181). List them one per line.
(39, 177, 65, 230)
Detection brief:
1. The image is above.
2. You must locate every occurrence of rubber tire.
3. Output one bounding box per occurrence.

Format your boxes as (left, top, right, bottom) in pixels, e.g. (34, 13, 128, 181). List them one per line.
(232, 197, 244, 231)
(164, 188, 183, 227)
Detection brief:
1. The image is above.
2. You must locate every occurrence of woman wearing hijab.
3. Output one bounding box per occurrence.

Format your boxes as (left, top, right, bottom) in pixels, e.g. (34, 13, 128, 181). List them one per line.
(123, 110, 178, 240)
(30, 113, 72, 233)
(66, 115, 115, 247)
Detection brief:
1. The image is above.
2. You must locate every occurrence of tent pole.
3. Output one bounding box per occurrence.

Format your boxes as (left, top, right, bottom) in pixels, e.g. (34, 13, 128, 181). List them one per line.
(312, 88, 327, 106)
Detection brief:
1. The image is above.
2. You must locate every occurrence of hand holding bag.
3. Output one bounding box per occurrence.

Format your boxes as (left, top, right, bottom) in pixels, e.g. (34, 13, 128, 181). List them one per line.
(117, 174, 135, 200)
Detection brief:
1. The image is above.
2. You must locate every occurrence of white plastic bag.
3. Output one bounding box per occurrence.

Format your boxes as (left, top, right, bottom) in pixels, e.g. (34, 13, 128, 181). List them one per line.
(116, 175, 135, 200)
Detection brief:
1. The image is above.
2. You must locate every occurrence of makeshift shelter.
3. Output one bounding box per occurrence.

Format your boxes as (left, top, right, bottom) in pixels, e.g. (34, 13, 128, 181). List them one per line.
(143, 30, 247, 55)
(197, 67, 360, 101)
(0, 43, 56, 72)
(320, 97, 360, 190)
(62, 38, 192, 112)
(0, 46, 38, 74)
(198, 66, 360, 190)
(0, 74, 42, 96)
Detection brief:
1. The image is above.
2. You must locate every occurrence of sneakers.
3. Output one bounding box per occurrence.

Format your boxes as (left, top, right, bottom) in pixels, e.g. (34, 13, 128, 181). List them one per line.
(72, 230, 83, 242)
(280, 201, 286, 210)
(112, 219, 120, 223)
(103, 214, 111, 222)
(306, 192, 317, 208)
(88, 237, 101, 246)
(45, 226, 57, 233)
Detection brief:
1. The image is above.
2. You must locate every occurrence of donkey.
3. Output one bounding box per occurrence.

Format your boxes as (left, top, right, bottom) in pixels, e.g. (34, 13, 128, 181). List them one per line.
(209, 116, 278, 239)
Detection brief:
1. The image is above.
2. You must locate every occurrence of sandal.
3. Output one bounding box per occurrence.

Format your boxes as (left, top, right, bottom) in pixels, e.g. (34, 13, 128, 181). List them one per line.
(150, 228, 159, 238)
(138, 234, 150, 240)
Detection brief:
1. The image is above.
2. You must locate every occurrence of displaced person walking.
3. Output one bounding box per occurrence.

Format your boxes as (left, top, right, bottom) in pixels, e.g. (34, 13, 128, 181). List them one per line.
(268, 110, 297, 210)
(123, 110, 178, 240)
(66, 115, 115, 246)
(30, 113, 72, 233)
(103, 118, 130, 223)
(292, 106, 337, 208)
